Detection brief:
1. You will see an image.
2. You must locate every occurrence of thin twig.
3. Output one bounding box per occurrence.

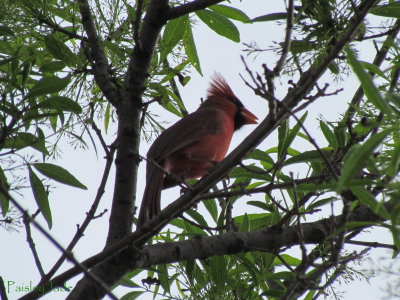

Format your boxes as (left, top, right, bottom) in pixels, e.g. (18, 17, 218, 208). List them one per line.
(39, 142, 117, 285)
(23, 214, 45, 277)
(0, 185, 119, 300)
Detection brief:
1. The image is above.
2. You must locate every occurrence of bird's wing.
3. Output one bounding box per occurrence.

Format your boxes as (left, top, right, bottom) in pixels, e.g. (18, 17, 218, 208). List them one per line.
(147, 108, 223, 162)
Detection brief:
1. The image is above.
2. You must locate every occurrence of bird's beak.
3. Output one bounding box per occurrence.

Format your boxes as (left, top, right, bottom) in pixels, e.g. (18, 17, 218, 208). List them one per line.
(241, 108, 258, 124)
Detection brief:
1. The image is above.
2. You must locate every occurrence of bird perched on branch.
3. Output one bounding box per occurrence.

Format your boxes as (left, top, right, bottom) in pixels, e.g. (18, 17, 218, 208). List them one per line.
(137, 74, 258, 227)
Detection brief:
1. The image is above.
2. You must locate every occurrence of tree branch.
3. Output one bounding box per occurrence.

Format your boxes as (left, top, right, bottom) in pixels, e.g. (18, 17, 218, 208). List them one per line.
(78, 0, 121, 107)
(19, 200, 387, 300)
(166, 0, 224, 20)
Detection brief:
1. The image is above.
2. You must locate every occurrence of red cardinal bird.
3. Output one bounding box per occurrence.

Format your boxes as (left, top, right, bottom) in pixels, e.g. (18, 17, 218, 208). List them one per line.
(137, 74, 258, 226)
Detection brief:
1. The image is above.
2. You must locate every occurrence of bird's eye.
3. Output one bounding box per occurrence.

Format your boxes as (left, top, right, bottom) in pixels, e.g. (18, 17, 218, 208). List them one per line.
(228, 96, 243, 108)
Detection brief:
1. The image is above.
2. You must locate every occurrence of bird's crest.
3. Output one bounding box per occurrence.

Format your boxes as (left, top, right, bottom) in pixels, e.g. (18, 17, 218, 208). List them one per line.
(207, 73, 237, 99)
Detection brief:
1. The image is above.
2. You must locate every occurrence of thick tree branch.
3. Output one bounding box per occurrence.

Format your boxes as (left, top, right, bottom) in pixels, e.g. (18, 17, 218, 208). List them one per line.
(19, 200, 387, 300)
(67, 0, 170, 298)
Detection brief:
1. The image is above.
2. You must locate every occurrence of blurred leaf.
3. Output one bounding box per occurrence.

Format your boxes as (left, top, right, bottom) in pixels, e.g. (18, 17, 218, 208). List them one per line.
(346, 46, 393, 115)
(203, 198, 218, 222)
(104, 102, 111, 134)
(28, 166, 52, 229)
(39, 96, 82, 113)
(183, 16, 202, 75)
(387, 140, 400, 177)
(44, 35, 76, 66)
(279, 112, 307, 160)
(360, 61, 387, 79)
(210, 256, 227, 291)
(209, 4, 250, 22)
(27, 76, 71, 99)
(39, 61, 65, 73)
(120, 291, 143, 300)
(230, 165, 269, 181)
(196, 9, 240, 42)
(2, 132, 48, 155)
(239, 213, 250, 232)
(248, 12, 287, 23)
(0, 25, 15, 37)
(284, 149, 331, 166)
(0, 167, 9, 216)
(320, 121, 337, 149)
(186, 209, 208, 227)
(336, 128, 391, 193)
(33, 163, 87, 189)
(161, 16, 187, 62)
(288, 40, 318, 54)
(246, 149, 274, 165)
(351, 187, 390, 219)
(278, 120, 289, 160)
(370, 2, 400, 18)
(273, 254, 301, 266)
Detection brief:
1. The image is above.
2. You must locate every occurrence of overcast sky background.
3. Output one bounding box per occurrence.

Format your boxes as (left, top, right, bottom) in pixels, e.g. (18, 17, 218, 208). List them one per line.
(1, 1, 398, 299)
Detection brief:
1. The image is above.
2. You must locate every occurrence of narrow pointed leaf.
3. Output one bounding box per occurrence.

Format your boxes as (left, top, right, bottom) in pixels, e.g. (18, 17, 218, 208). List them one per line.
(196, 9, 240, 42)
(29, 166, 52, 229)
(33, 163, 87, 189)
(336, 128, 391, 193)
(27, 76, 71, 98)
(248, 13, 287, 23)
(161, 16, 187, 62)
(346, 46, 393, 115)
(351, 187, 390, 219)
(209, 5, 250, 22)
(183, 16, 202, 74)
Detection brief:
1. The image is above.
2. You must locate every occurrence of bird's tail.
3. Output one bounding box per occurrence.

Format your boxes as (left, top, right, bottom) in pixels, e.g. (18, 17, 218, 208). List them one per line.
(137, 166, 164, 228)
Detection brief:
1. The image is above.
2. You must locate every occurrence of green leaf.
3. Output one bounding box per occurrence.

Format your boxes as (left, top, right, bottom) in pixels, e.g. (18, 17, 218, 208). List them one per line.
(104, 102, 111, 134)
(278, 112, 307, 160)
(210, 256, 227, 290)
(351, 187, 390, 219)
(320, 121, 337, 149)
(336, 128, 392, 193)
(246, 149, 274, 165)
(288, 40, 318, 54)
(248, 13, 287, 23)
(33, 163, 87, 189)
(370, 2, 400, 18)
(230, 165, 269, 181)
(239, 213, 250, 232)
(39, 61, 66, 73)
(360, 61, 387, 79)
(28, 166, 52, 229)
(44, 35, 76, 66)
(203, 198, 218, 222)
(345, 46, 393, 115)
(186, 209, 208, 227)
(27, 76, 71, 99)
(284, 149, 331, 166)
(120, 291, 144, 300)
(0, 25, 15, 37)
(183, 17, 202, 75)
(161, 16, 187, 62)
(39, 96, 82, 114)
(278, 120, 289, 160)
(209, 5, 250, 22)
(0, 167, 9, 216)
(196, 9, 240, 43)
(2, 132, 48, 155)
